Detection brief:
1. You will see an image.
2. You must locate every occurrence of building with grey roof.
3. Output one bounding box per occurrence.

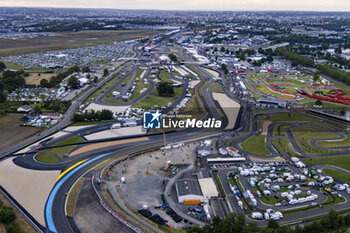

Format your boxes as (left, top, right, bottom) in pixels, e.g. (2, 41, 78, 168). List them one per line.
(175, 179, 203, 203)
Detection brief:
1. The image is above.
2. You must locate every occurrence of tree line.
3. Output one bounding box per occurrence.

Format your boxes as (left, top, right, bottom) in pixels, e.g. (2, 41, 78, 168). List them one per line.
(188, 209, 350, 233)
(276, 47, 315, 67)
(0, 66, 27, 103)
(72, 109, 113, 122)
(317, 64, 350, 85)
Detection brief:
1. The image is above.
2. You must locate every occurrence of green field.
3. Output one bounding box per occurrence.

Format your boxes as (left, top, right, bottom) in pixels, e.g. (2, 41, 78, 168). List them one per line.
(273, 124, 288, 136)
(304, 100, 350, 111)
(0, 30, 160, 57)
(3, 61, 24, 70)
(134, 87, 182, 110)
(302, 155, 350, 171)
(291, 128, 343, 154)
(213, 172, 226, 198)
(229, 132, 249, 146)
(208, 82, 223, 93)
(322, 168, 350, 183)
(158, 70, 174, 83)
(273, 138, 300, 156)
(36, 153, 60, 163)
(134, 95, 173, 110)
(129, 71, 148, 101)
(84, 73, 123, 104)
(317, 133, 350, 148)
(44, 136, 85, 158)
(241, 135, 271, 155)
(182, 94, 203, 119)
(269, 112, 320, 123)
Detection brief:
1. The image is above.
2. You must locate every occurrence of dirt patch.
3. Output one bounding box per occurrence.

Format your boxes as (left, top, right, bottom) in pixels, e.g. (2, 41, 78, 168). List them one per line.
(69, 137, 149, 157)
(249, 155, 286, 162)
(261, 120, 272, 136)
(0, 114, 41, 151)
(25, 73, 55, 85)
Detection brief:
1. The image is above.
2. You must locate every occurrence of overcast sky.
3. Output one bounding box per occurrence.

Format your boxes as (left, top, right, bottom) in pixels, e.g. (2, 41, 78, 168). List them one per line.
(0, 0, 349, 11)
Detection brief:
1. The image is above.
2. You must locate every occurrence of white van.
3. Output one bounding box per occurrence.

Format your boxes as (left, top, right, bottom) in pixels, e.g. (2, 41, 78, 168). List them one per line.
(111, 123, 121, 129)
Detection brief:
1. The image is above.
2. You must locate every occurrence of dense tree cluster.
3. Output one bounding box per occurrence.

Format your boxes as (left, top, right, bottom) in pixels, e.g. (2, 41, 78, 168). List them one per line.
(72, 109, 113, 122)
(68, 76, 80, 89)
(103, 68, 109, 77)
(0, 70, 26, 91)
(188, 209, 350, 233)
(41, 100, 71, 114)
(42, 65, 80, 88)
(234, 49, 256, 61)
(81, 66, 90, 73)
(0, 201, 23, 233)
(272, 34, 350, 46)
(276, 47, 315, 67)
(0, 61, 6, 71)
(168, 54, 178, 63)
(323, 53, 350, 67)
(188, 213, 257, 233)
(0, 69, 27, 103)
(317, 64, 350, 85)
(157, 81, 175, 97)
(221, 64, 228, 75)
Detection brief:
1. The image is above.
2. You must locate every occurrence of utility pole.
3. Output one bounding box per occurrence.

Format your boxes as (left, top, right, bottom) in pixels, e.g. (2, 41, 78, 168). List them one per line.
(164, 131, 168, 170)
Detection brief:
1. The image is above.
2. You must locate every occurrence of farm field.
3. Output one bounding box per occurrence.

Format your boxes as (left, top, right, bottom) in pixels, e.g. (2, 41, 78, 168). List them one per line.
(0, 30, 160, 57)
(0, 114, 41, 151)
(25, 73, 56, 85)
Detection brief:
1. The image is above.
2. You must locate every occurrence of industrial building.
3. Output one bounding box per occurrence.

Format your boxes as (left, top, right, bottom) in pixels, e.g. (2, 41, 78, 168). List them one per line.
(175, 179, 203, 204)
(256, 97, 288, 108)
(198, 178, 219, 201)
(197, 145, 211, 156)
(226, 147, 240, 157)
(175, 178, 219, 204)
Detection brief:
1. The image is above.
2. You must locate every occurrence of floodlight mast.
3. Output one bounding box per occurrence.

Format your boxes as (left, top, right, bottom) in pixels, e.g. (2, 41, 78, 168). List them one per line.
(164, 131, 168, 170)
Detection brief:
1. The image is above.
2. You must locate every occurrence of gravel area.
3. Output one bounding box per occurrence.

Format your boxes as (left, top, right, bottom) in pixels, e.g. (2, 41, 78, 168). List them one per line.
(212, 92, 240, 129)
(85, 126, 146, 141)
(0, 158, 60, 226)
